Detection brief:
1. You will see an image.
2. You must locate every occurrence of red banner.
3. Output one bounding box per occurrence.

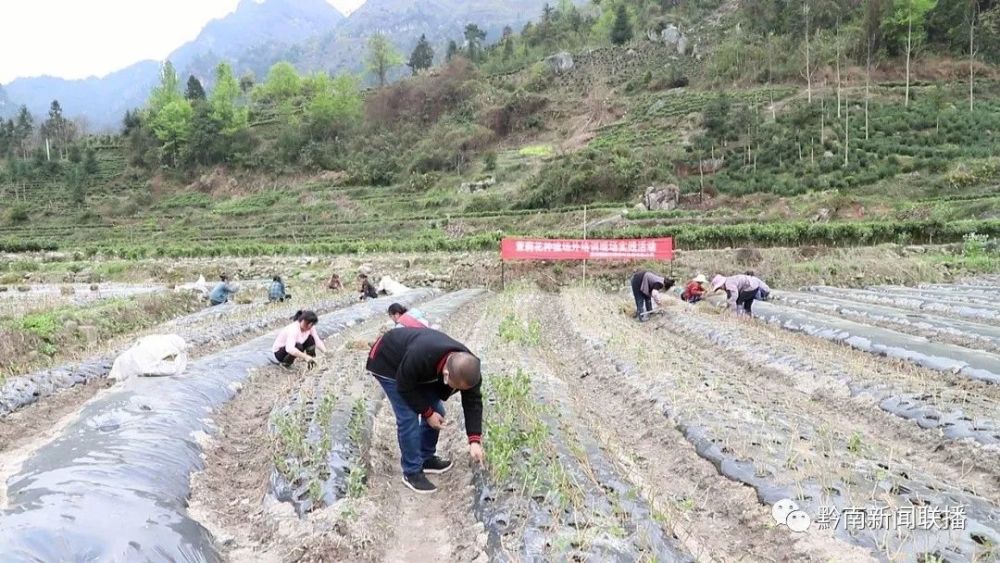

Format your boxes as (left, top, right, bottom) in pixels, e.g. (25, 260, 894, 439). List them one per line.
(501, 237, 673, 261)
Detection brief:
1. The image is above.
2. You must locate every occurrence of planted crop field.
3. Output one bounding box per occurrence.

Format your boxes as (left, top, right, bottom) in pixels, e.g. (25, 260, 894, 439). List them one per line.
(0, 274, 996, 562)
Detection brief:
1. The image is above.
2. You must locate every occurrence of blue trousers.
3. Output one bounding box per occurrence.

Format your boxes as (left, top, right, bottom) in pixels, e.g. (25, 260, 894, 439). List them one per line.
(373, 374, 446, 476)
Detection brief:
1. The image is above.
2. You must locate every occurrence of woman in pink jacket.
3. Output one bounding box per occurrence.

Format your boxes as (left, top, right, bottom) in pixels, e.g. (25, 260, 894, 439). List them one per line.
(272, 310, 328, 367)
(711, 274, 771, 316)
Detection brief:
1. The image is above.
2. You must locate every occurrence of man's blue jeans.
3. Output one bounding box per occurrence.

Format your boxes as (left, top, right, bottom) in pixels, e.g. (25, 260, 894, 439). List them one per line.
(373, 374, 446, 476)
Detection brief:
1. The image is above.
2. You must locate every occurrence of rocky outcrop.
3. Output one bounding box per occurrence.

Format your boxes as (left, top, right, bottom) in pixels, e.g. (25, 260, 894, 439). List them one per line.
(460, 177, 496, 193)
(647, 23, 689, 55)
(544, 52, 574, 73)
(643, 184, 680, 211)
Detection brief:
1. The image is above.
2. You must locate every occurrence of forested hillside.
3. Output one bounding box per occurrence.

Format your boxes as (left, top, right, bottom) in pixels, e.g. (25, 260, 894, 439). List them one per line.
(1, 0, 998, 257)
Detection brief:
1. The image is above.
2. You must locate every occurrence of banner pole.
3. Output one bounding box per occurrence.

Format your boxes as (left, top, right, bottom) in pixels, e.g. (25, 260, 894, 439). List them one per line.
(583, 206, 588, 288)
(501, 259, 506, 291)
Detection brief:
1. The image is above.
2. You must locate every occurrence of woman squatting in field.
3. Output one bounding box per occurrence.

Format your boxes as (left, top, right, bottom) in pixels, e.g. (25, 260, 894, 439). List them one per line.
(272, 310, 328, 368)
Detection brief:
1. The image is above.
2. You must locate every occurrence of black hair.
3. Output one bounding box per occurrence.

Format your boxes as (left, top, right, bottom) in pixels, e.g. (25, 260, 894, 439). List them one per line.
(292, 310, 319, 324)
(745, 270, 755, 276)
(387, 303, 408, 316)
(663, 278, 676, 290)
(358, 273, 368, 279)
(273, 275, 282, 282)
(220, 274, 229, 281)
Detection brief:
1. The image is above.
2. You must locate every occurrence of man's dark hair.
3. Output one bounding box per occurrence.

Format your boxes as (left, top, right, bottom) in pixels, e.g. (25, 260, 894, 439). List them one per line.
(220, 274, 229, 281)
(387, 303, 408, 316)
(447, 352, 481, 389)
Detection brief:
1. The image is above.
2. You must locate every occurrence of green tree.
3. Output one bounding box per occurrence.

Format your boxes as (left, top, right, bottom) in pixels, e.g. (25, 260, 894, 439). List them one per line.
(210, 62, 247, 134)
(611, 4, 634, 45)
(148, 61, 183, 117)
(84, 147, 100, 175)
(239, 72, 255, 95)
(446, 40, 459, 61)
(151, 99, 194, 166)
(503, 36, 516, 61)
(67, 143, 83, 164)
(184, 103, 225, 166)
(185, 75, 207, 101)
(64, 164, 86, 204)
(13, 105, 34, 158)
(41, 100, 70, 156)
(305, 74, 363, 139)
(366, 32, 404, 87)
(259, 62, 302, 101)
(464, 24, 487, 61)
(408, 34, 435, 75)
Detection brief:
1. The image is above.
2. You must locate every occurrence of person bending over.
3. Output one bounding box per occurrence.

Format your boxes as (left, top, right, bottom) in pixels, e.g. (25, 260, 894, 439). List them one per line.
(630, 270, 675, 321)
(366, 328, 485, 494)
(388, 303, 430, 328)
(710, 273, 771, 316)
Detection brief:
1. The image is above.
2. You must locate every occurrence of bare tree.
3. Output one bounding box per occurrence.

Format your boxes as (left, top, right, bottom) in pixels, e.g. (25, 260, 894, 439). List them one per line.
(866, 30, 873, 140)
(969, 0, 977, 112)
(803, 2, 813, 103)
(836, 19, 843, 119)
(905, 0, 912, 107)
(844, 93, 850, 166)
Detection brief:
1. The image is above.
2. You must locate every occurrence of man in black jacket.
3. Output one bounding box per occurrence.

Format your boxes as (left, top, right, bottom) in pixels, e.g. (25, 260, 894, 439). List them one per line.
(366, 327, 485, 494)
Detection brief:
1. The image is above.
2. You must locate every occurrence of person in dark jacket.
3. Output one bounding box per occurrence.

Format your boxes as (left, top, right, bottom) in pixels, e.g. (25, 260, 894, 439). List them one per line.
(358, 274, 378, 301)
(630, 271, 675, 321)
(366, 327, 484, 494)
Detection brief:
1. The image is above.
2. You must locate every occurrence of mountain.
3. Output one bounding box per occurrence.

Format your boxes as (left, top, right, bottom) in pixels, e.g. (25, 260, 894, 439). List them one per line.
(7, 0, 556, 129)
(235, 0, 556, 82)
(0, 85, 14, 119)
(4, 62, 161, 131)
(173, 0, 345, 79)
(6, 0, 345, 130)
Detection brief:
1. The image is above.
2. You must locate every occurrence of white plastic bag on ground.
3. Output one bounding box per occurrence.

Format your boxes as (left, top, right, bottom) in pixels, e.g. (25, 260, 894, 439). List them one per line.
(110, 335, 189, 382)
(376, 275, 410, 296)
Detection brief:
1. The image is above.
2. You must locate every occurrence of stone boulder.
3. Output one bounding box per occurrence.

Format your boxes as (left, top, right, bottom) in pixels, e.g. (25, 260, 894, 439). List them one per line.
(648, 24, 689, 55)
(460, 177, 496, 193)
(544, 52, 574, 74)
(643, 184, 680, 211)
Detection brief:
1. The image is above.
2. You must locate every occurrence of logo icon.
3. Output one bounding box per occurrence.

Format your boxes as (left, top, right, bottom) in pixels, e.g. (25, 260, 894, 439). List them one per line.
(772, 498, 811, 532)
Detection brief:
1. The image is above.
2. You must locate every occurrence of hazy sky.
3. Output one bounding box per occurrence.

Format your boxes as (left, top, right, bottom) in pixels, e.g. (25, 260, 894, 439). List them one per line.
(0, 0, 366, 84)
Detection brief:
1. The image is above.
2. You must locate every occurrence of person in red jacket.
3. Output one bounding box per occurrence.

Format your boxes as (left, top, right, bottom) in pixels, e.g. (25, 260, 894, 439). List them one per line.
(366, 328, 484, 494)
(388, 303, 430, 328)
(682, 274, 709, 303)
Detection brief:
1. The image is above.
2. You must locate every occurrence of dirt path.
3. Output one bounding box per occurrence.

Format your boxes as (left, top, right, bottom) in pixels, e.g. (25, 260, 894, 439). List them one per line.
(188, 322, 378, 562)
(188, 294, 491, 562)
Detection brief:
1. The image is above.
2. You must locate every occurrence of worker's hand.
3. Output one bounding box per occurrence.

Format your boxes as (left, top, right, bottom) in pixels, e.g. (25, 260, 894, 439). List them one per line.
(426, 412, 445, 430)
(469, 442, 485, 468)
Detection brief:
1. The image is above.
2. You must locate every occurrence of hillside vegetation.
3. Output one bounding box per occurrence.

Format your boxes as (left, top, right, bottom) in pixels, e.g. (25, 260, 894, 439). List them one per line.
(1, 0, 999, 258)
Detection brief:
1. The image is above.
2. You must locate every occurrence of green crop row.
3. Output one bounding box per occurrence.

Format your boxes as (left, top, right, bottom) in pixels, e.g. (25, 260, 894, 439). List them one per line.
(9, 219, 997, 258)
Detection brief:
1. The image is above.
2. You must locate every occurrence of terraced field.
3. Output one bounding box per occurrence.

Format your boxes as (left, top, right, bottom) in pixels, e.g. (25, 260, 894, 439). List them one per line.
(0, 277, 996, 562)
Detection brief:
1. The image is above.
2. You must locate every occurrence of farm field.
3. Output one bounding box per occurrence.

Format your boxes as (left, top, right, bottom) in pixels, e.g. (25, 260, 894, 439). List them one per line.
(0, 268, 996, 562)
